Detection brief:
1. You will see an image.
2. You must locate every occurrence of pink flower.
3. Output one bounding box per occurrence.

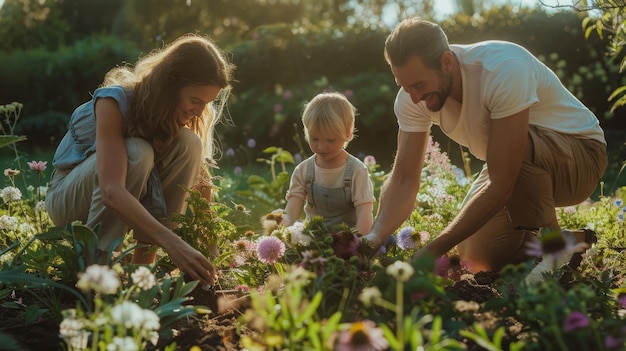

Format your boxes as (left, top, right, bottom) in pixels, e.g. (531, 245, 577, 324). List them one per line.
(283, 90, 293, 99)
(27, 161, 47, 172)
(256, 236, 286, 264)
(343, 89, 353, 99)
(363, 155, 376, 168)
(273, 103, 283, 113)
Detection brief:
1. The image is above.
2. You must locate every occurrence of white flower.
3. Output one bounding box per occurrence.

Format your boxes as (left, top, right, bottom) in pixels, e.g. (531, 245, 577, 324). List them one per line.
(386, 260, 415, 282)
(18, 222, 35, 234)
(109, 301, 160, 331)
(106, 336, 138, 351)
(284, 266, 314, 285)
(0, 215, 19, 231)
(35, 200, 46, 213)
(1, 186, 22, 201)
(59, 315, 85, 338)
(131, 266, 156, 290)
(359, 287, 382, 307)
(76, 264, 120, 294)
(287, 221, 311, 246)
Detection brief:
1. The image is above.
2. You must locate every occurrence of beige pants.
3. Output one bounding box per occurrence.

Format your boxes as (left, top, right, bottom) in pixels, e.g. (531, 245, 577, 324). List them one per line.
(457, 125, 608, 272)
(45, 128, 202, 251)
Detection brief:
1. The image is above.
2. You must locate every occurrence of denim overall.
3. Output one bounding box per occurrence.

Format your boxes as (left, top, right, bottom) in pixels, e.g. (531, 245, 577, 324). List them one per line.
(304, 155, 357, 228)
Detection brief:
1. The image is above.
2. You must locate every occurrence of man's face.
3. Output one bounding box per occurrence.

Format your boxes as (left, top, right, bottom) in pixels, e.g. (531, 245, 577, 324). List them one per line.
(391, 55, 452, 112)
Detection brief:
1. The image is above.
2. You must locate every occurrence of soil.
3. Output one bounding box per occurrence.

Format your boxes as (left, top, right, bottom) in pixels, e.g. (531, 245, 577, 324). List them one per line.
(1, 272, 500, 351)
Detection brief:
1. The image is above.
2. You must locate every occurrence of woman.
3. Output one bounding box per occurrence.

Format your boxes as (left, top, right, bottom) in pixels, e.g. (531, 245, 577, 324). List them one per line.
(45, 34, 234, 286)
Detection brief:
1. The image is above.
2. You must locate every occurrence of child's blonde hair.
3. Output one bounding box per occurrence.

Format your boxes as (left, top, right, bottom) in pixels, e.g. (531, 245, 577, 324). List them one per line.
(302, 91, 357, 147)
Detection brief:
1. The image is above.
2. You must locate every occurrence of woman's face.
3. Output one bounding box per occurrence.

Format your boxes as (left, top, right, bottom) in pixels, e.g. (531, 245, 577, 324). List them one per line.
(177, 85, 222, 125)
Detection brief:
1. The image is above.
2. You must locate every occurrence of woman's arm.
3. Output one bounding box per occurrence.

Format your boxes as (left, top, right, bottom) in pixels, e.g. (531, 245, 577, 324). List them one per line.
(94, 97, 215, 285)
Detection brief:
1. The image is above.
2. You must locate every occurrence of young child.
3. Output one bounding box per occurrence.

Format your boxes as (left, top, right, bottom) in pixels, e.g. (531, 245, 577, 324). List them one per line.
(284, 91, 375, 234)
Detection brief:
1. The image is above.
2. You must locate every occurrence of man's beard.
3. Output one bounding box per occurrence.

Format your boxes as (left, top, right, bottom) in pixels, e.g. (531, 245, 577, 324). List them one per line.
(425, 71, 453, 112)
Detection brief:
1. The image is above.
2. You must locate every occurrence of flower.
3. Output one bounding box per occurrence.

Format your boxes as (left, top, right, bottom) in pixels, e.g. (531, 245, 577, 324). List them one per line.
(284, 266, 315, 285)
(27, 160, 47, 171)
(76, 264, 120, 294)
(358, 287, 382, 307)
(0, 215, 19, 231)
(386, 260, 414, 282)
(563, 206, 577, 214)
(247, 138, 256, 148)
(563, 311, 589, 332)
(396, 226, 416, 250)
(261, 210, 284, 234)
(331, 230, 360, 259)
(131, 266, 156, 290)
(1, 186, 22, 202)
(59, 313, 85, 338)
(526, 229, 590, 270)
(109, 301, 160, 331)
(107, 336, 139, 351)
(363, 155, 376, 168)
(256, 236, 286, 264)
(618, 294, 626, 309)
(335, 320, 388, 351)
(435, 255, 450, 278)
(234, 166, 242, 175)
(294, 153, 303, 164)
(273, 103, 283, 113)
(225, 148, 235, 157)
(3, 168, 19, 177)
(283, 90, 293, 99)
(287, 221, 311, 246)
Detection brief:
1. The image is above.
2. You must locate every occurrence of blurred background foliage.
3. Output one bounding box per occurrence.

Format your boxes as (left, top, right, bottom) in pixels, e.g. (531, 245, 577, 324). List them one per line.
(0, 0, 625, 172)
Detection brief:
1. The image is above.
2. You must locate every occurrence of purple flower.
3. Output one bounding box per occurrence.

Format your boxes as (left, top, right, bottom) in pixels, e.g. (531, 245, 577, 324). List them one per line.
(396, 226, 416, 250)
(256, 236, 285, 264)
(435, 255, 450, 278)
(604, 335, 621, 349)
(247, 138, 256, 148)
(619, 294, 626, 309)
(234, 166, 242, 175)
(384, 234, 397, 247)
(563, 311, 589, 332)
(294, 153, 303, 164)
(331, 230, 360, 259)
(225, 148, 235, 157)
(563, 206, 577, 214)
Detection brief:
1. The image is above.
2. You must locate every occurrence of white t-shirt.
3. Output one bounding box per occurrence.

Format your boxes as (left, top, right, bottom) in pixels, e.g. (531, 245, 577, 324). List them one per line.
(395, 40, 606, 161)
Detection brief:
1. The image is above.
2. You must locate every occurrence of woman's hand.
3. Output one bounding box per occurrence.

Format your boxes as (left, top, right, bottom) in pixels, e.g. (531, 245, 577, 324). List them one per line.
(164, 235, 216, 287)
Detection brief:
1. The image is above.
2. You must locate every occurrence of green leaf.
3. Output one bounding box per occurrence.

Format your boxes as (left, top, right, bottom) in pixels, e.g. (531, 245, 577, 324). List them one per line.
(24, 304, 48, 325)
(263, 146, 279, 153)
(0, 135, 26, 149)
(0, 266, 86, 306)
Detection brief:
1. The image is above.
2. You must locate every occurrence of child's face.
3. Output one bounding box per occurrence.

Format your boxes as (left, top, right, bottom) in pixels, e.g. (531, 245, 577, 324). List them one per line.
(307, 129, 347, 162)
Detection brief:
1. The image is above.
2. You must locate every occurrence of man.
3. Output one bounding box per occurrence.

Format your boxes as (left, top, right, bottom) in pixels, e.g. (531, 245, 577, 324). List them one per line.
(362, 18, 607, 273)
